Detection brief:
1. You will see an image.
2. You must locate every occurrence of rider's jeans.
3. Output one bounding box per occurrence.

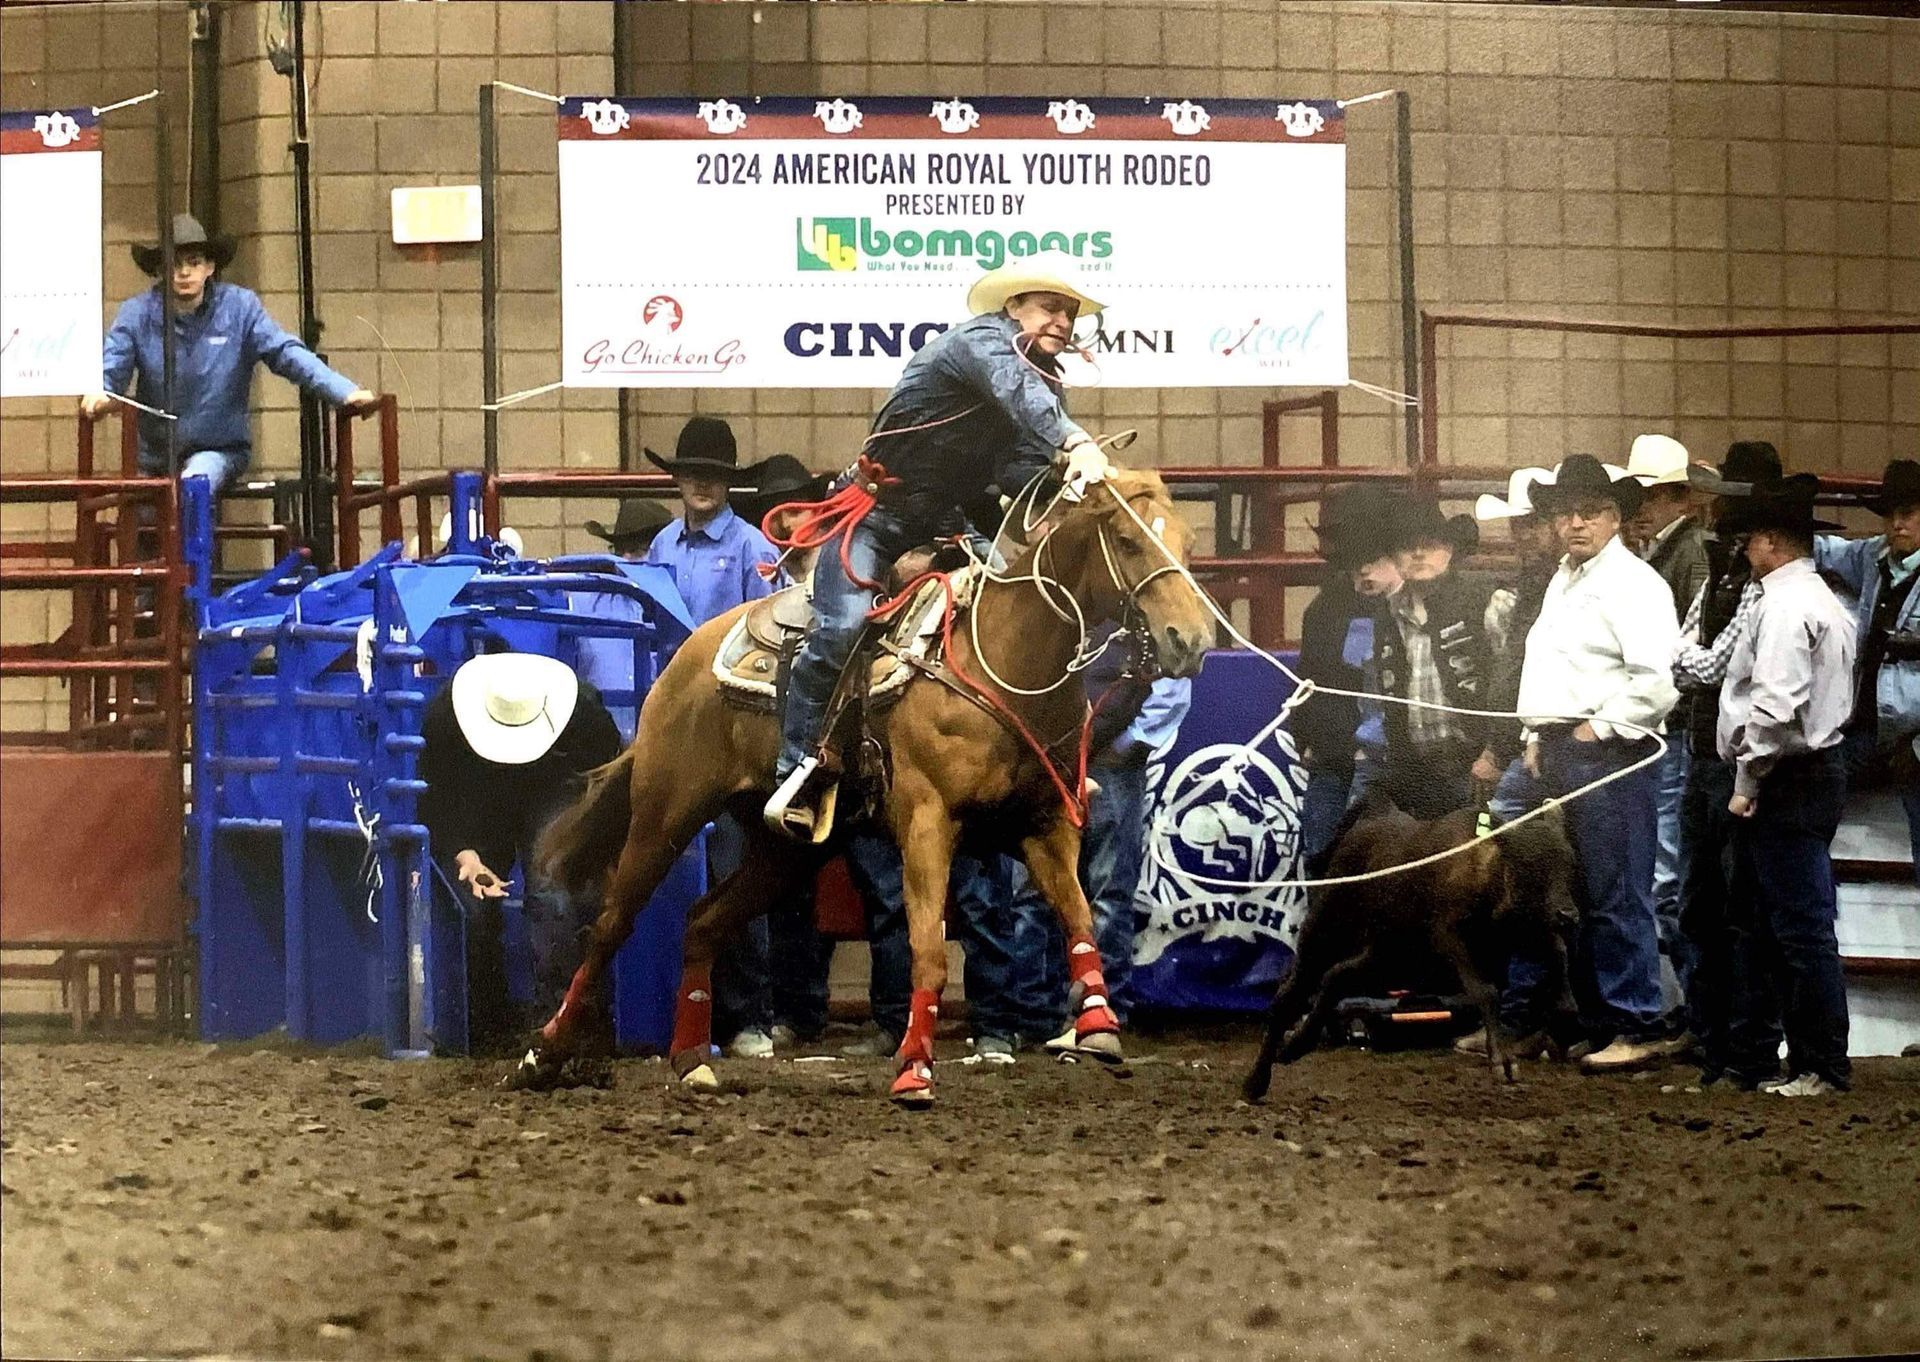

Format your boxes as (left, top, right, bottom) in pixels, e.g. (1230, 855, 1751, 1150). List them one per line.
(778, 508, 920, 777)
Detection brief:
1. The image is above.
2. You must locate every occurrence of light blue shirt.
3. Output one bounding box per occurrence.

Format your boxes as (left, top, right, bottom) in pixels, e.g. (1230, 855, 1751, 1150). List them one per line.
(101, 281, 358, 467)
(643, 505, 782, 627)
(1112, 677, 1194, 759)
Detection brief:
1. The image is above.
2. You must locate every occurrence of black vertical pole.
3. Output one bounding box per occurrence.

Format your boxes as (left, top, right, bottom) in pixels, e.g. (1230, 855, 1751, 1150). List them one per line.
(611, 3, 634, 470)
(480, 82, 499, 478)
(1394, 90, 1420, 469)
(157, 95, 178, 479)
(188, 1, 220, 234)
(289, 0, 331, 566)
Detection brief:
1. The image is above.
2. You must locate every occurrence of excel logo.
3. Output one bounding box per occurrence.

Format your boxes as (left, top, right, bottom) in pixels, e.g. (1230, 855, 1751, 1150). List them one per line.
(797, 217, 858, 272)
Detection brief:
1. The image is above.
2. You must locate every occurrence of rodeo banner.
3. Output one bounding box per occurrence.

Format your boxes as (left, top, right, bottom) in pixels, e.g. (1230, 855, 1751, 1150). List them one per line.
(1134, 651, 1308, 1012)
(0, 107, 103, 398)
(557, 95, 1347, 389)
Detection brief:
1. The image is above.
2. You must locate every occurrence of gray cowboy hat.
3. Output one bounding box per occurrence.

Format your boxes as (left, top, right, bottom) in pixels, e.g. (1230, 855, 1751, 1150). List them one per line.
(583, 498, 675, 550)
(643, 416, 740, 479)
(132, 213, 235, 275)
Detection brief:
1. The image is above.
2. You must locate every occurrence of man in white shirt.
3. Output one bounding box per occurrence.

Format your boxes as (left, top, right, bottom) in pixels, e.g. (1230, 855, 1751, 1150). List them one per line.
(1715, 475, 1856, 1096)
(1514, 455, 1681, 1073)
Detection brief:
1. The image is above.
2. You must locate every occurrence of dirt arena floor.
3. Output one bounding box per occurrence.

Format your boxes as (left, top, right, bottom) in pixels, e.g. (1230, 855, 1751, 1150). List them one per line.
(4, 1026, 1918, 1362)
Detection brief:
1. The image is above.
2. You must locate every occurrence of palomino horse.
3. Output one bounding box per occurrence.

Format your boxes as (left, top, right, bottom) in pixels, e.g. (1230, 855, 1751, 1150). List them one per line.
(527, 468, 1215, 1106)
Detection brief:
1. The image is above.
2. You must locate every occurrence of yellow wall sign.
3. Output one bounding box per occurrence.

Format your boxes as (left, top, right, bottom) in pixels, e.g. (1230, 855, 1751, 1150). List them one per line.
(390, 185, 482, 245)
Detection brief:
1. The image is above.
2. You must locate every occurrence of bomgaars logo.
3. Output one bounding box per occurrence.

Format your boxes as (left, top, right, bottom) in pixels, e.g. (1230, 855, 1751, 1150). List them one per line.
(929, 99, 979, 135)
(32, 111, 80, 149)
(1161, 100, 1211, 137)
(784, 320, 952, 359)
(641, 295, 684, 333)
(1135, 741, 1307, 970)
(580, 99, 630, 137)
(1046, 100, 1096, 135)
(1276, 101, 1325, 138)
(796, 216, 1114, 273)
(696, 99, 747, 135)
(813, 99, 863, 135)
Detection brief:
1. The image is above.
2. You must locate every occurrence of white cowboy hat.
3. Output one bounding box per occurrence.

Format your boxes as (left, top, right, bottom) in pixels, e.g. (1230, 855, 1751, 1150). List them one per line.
(408, 511, 523, 558)
(1625, 433, 1691, 487)
(1473, 466, 1553, 522)
(448, 653, 579, 765)
(965, 249, 1106, 319)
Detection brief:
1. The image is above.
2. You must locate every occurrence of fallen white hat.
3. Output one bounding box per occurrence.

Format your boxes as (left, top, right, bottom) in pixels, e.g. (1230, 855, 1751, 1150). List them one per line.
(1625, 434, 1690, 487)
(448, 653, 579, 765)
(1473, 466, 1553, 522)
(410, 511, 523, 558)
(965, 249, 1106, 319)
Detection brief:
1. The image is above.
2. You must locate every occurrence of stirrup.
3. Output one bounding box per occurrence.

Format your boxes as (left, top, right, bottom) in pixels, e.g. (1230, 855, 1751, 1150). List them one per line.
(764, 755, 839, 844)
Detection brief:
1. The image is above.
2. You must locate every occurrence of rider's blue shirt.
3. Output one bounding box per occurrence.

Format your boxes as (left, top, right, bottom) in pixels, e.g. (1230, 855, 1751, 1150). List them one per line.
(863, 312, 1089, 533)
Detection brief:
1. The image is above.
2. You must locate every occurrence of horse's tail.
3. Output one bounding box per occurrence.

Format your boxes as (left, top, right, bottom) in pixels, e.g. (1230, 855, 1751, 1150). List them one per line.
(537, 749, 635, 897)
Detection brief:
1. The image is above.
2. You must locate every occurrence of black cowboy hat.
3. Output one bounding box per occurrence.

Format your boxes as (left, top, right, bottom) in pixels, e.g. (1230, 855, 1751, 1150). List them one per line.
(1688, 440, 1785, 497)
(644, 416, 740, 478)
(132, 213, 235, 275)
(1717, 473, 1840, 537)
(1867, 459, 1920, 517)
(583, 497, 674, 550)
(730, 453, 830, 528)
(1530, 453, 1644, 519)
(1313, 483, 1397, 569)
(1385, 494, 1479, 556)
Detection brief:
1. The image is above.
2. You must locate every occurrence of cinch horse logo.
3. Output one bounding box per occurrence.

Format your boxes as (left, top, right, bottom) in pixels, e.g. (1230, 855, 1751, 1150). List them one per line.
(580, 99, 629, 136)
(696, 99, 747, 135)
(1161, 100, 1211, 136)
(33, 111, 80, 148)
(527, 469, 1217, 1108)
(1276, 102, 1325, 138)
(814, 98, 863, 135)
(929, 99, 979, 135)
(1046, 100, 1096, 135)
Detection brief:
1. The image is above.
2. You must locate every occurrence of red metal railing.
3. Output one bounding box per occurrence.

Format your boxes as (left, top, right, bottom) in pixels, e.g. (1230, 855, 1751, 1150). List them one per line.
(333, 394, 404, 566)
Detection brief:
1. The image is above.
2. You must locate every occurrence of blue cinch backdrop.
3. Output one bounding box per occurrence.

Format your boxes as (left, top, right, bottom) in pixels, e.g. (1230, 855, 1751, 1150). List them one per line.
(1130, 650, 1308, 1013)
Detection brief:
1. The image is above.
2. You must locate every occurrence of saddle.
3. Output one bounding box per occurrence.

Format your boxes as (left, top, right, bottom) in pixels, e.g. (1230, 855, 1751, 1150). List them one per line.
(711, 566, 978, 713)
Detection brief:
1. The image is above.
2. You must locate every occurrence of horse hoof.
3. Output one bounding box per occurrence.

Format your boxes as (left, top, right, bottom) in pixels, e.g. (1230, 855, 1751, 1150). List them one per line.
(1074, 1031, 1125, 1065)
(679, 1063, 720, 1092)
(501, 1046, 565, 1092)
(1242, 1069, 1272, 1104)
(889, 1061, 934, 1108)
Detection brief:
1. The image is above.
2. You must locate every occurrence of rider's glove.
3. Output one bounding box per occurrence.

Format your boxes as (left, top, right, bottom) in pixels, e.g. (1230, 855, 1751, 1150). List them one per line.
(1058, 436, 1112, 500)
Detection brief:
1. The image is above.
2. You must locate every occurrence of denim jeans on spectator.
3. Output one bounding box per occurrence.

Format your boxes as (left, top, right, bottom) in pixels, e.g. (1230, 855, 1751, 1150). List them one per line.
(1727, 748, 1850, 1089)
(1676, 746, 1739, 1070)
(1504, 732, 1666, 1045)
(841, 833, 1022, 1043)
(138, 448, 249, 498)
(1651, 736, 1692, 954)
(1003, 760, 1150, 1040)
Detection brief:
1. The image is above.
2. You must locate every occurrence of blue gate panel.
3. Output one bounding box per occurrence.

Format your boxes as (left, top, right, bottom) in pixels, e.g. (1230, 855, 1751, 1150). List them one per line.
(612, 838, 708, 1054)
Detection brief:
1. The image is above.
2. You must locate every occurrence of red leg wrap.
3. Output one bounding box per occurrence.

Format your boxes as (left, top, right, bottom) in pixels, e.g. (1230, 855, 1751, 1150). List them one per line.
(539, 963, 595, 1043)
(1067, 934, 1120, 1037)
(669, 963, 714, 1059)
(899, 988, 940, 1064)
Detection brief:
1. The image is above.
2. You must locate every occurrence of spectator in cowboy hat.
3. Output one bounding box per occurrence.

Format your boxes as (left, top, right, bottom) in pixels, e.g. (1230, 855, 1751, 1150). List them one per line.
(417, 652, 622, 1055)
(1624, 434, 1712, 989)
(84, 213, 378, 498)
(1373, 493, 1499, 819)
(571, 498, 675, 743)
(1296, 483, 1402, 867)
(584, 499, 674, 559)
(1669, 440, 1785, 1075)
(1474, 467, 1557, 815)
(1507, 453, 1681, 1073)
(1814, 456, 1920, 886)
(1712, 474, 1855, 1095)
(642, 416, 785, 1060)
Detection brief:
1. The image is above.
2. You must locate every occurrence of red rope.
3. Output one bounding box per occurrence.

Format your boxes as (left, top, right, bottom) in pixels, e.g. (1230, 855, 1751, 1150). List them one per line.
(868, 567, 1096, 829)
(760, 455, 900, 590)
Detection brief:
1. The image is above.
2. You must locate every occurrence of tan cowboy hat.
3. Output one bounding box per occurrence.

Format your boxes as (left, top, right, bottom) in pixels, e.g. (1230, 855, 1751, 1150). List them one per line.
(1473, 466, 1553, 522)
(965, 249, 1106, 319)
(1625, 433, 1691, 487)
(449, 653, 579, 765)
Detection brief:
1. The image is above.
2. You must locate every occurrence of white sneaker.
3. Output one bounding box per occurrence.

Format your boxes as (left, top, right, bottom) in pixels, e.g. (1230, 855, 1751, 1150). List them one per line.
(1043, 1026, 1078, 1054)
(768, 1023, 799, 1049)
(1578, 1038, 1665, 1073)
(973, 1035, 1017, 1065)
(727, 1027, 775, 1060)
(1770, 1072, 1841, 1098)
(1755, 1074, 1793, 1092)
